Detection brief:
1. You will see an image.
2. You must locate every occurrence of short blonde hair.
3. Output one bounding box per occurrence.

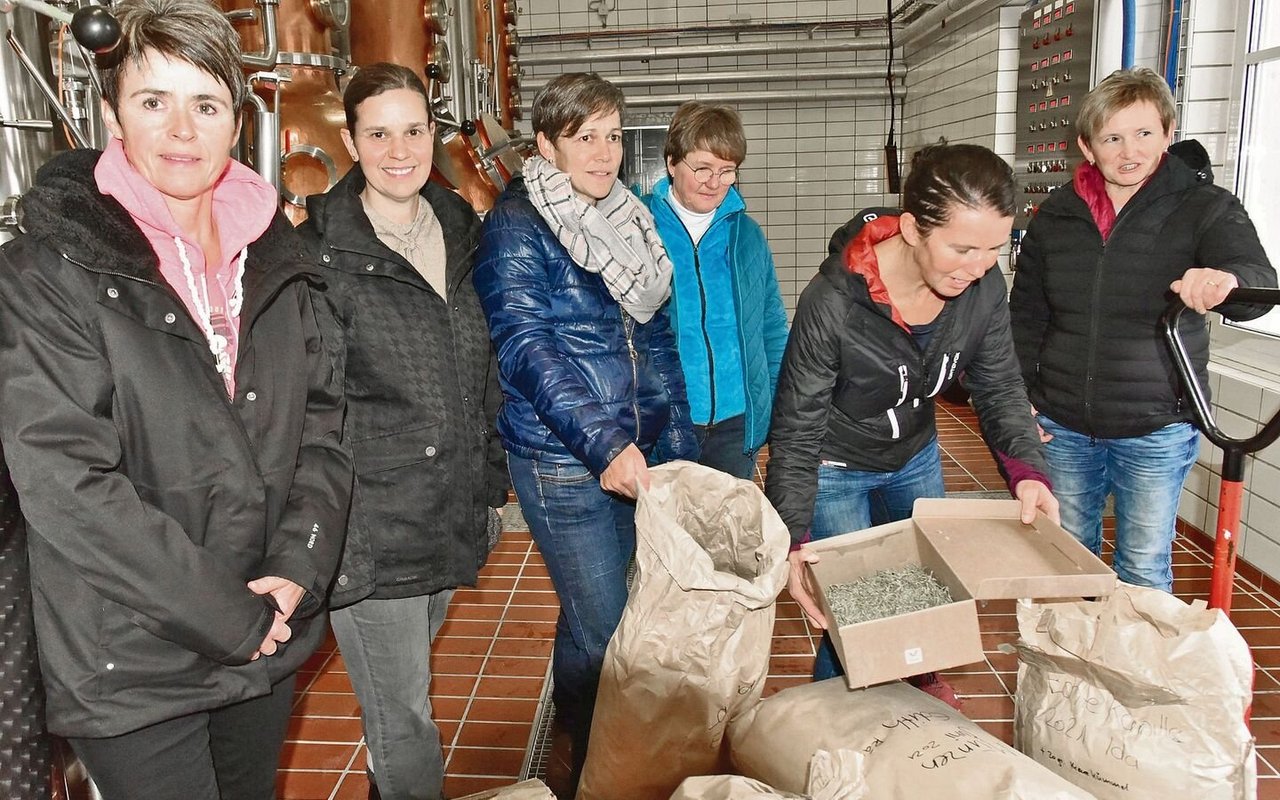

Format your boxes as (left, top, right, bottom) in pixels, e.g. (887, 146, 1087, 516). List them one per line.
(1075, 67, 1175, 144)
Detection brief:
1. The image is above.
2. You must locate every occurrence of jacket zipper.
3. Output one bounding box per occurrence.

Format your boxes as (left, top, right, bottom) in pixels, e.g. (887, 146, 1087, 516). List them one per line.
(668, 210, 718, 426)
(623, 309, 640, 442)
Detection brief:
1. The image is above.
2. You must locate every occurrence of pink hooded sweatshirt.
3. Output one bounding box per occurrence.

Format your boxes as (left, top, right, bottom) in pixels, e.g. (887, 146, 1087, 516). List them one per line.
(94, 137, 279, 396)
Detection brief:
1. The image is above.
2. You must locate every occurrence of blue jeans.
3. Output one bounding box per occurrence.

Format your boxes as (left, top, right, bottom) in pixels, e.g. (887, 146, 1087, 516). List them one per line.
(329, 590, 454, 800)
(1039, 415, 1199, 592)
(506, 453, 635, 778)
(693, 414, 758, 480)
(809, 438, 946, 679)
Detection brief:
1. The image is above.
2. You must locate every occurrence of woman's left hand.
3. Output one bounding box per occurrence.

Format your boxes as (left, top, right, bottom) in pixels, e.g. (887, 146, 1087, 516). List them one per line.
(1014, 479, 1060, 526)
(1171, 268, 1238, 315)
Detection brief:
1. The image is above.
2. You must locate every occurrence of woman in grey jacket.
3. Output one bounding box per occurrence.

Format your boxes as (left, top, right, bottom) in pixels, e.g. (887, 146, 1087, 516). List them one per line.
(300, 64, 507, 800)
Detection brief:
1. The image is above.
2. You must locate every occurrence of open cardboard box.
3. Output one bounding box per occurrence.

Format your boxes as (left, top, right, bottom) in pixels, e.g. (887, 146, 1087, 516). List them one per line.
(805, 498, 1116, 689)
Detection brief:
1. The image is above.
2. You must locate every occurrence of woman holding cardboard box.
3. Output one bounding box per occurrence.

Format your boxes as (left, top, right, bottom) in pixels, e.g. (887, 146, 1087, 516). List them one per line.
(766, 144, 1058, 702)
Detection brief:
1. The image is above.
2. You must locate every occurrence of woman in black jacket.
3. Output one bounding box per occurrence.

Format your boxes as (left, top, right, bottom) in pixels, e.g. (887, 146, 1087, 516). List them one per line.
(767, 144, 1057, 700)
(299, 64, 507, 800)
(0, 1, 353, 796)
(1009, 68, 1275, 593)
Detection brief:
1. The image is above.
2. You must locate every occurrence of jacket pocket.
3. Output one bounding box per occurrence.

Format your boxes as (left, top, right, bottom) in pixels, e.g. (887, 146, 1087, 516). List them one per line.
(351, 422, 444, 476)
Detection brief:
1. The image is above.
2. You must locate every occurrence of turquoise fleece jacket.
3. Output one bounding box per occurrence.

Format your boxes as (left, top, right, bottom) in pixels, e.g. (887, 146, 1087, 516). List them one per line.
(644, 179, 790, 452)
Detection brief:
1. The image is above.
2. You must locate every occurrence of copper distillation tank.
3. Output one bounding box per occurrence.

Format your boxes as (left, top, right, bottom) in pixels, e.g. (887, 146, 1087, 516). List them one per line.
(347, 0, 526, 213)
(218, 0, 351, 224)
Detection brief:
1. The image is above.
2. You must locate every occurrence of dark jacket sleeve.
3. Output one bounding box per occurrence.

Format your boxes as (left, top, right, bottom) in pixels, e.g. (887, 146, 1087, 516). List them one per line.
(474, 207, 634, 475)
(765, 270, 847, 543)
(482, 343, 510, 507)
(961, 272, 1051, 490)
(0, 242, 274, 664)
(257, 283, 355, 619)
(647, 305, 699, 464)
(1008, 219, 1052, 389)
(1196, 191, 1278, 321)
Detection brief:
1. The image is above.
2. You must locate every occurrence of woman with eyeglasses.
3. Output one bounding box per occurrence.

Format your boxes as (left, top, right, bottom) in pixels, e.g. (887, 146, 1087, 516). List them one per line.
(643, 101, 789, 480)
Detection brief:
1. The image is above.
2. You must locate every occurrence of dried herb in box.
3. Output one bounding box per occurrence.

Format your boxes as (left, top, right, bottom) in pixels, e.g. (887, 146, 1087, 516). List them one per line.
(825, 564, 954, 626)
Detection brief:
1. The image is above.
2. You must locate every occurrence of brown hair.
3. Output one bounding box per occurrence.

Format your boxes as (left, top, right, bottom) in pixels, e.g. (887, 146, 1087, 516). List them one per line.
(98, 0, 245, 112)
(903, 143, 1015, 233)
(342, 62, 433, 130)
(1075, 67, 1176, 145)
(530, 73, 624, 141)
(663, 101, 747, 165)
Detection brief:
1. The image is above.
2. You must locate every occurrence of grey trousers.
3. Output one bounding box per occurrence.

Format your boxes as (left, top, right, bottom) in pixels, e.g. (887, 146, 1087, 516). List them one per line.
(330, 589, 455, 800)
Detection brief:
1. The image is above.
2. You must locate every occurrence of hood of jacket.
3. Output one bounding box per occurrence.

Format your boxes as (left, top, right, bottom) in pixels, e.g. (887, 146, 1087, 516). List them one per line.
(19, 149, 316, 310)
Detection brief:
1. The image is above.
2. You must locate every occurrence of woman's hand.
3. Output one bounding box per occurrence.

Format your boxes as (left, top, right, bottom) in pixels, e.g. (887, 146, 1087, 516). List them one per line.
(1030, 404, 1052, 443)
(600, 443, 650, 499)
(1014, 479, 1060, 526)
(1171, 268, 1238, 315)
(787, 548, 829, 630)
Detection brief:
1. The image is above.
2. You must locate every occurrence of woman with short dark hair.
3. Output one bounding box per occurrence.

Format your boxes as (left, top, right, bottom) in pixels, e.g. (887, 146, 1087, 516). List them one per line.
(474, 72, 697, 797)
(643, 101, 789, 479)
(768, 143, 1057, 700)
(0, 1, 354, 796)
(1010, 67, 1275, 592)
(298, 61, 507, 800)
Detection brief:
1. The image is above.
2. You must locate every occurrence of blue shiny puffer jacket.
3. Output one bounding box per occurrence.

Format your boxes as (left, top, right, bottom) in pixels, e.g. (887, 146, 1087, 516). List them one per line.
(474, 178, 698, 474)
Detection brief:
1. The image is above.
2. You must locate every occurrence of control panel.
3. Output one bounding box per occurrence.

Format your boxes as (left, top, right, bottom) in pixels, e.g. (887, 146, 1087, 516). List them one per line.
(1014, 0, 1097, 229)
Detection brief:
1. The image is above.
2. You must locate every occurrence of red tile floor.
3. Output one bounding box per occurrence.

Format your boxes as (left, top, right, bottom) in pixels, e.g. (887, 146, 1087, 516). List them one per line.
(276, 397, 1280, 799)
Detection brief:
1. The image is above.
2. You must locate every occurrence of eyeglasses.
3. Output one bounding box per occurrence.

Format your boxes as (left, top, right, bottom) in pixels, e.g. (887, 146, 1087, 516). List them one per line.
(680, 161, 738, 185)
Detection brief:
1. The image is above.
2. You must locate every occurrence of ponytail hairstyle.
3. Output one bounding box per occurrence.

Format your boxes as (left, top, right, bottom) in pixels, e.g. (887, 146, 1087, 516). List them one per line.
(903, 143, 1015, 234)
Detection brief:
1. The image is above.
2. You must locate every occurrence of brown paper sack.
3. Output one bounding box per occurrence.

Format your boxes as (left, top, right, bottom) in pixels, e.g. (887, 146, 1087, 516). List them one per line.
(454, 779, 556, 799)
(1012, 584, 1255, 799)
(668, 749, 869, 800)
(576, 461, 790, 800)
(728, 679, 1095, 799)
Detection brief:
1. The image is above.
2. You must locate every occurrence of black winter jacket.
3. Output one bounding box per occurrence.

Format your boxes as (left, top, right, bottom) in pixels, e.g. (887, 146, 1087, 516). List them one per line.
(767, 211, 1048, 542)
(0, 150, 354, 737)
(474, 178, 698, 473)
(1010, 151, 1276, 439)
(300, 169, 508, 608)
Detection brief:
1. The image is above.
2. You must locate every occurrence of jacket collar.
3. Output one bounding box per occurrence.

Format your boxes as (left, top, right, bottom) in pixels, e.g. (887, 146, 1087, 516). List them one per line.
(305, 166, 477, 293)
(19, 149, 317, 318)
(1053, 151, 1196, 226)
(649, 176, 745, 227)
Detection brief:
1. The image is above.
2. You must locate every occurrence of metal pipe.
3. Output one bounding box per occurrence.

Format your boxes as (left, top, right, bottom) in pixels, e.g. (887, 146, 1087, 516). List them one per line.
(239, 0, 279, 69)
(5, 28, 88, 147)
(521, 17, 888, 45)
(243, 91, 279, 190)
(522, 65, 903, 91)
(529, 86, 895, 109)
(1, 0, 71, 25)
(899, 0, 1003, 45)
(521, 36, 891, 67)
(0, 116, 54, 130)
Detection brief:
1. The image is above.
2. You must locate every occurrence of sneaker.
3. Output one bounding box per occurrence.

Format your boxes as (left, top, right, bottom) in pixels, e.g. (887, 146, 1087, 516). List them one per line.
(908, 672, 963, 711)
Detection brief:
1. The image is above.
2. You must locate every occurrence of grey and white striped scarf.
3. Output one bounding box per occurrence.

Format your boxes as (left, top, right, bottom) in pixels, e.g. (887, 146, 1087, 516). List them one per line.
(523, 155, 672, 323)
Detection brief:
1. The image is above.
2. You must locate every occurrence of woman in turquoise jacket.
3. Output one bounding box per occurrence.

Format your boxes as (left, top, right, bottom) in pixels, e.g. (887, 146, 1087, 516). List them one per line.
(644, 101, 790, 479)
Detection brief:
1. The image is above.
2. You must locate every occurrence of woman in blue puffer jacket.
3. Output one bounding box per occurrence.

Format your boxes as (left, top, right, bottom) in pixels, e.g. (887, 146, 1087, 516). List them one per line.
(473, 73, 697, 798)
